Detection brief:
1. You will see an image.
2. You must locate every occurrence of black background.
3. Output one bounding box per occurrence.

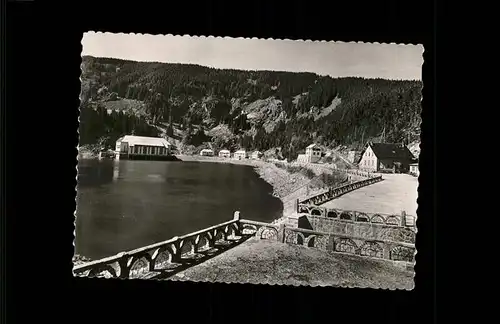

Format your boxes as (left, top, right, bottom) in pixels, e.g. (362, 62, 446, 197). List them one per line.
(3, 1, 440, 323)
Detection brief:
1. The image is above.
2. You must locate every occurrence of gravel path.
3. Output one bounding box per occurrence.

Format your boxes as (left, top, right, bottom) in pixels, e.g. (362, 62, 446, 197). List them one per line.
(320, 173, 419, 216)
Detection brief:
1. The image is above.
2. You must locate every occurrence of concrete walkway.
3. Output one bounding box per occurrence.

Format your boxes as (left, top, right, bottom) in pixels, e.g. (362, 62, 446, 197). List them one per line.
(169, 238, 414, 290)
(320, 174, 419, 216)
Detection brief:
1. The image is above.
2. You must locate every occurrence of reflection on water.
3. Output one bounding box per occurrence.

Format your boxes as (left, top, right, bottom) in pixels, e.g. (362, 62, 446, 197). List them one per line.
(75, 159, 282, 259)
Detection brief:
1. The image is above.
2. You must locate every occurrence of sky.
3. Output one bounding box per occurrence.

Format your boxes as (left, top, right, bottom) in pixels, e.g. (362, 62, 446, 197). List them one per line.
(82, 32, 424, 80)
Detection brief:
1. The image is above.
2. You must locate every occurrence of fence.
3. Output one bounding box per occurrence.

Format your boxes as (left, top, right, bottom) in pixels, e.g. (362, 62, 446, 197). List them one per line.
(240, 219, 415, 262)
(73, 211, 415, 280)
(296, 205, 416, 228)
(298, 175, 383, 206)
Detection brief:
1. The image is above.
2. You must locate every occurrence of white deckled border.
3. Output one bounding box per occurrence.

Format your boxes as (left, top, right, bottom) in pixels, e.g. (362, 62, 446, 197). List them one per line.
(84, 31, 425, 47)
(73, 56, 83, 266)
(74, 31, 423, 291)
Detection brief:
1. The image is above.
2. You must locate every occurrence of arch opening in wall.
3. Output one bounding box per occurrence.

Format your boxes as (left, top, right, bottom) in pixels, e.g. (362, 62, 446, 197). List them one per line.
(356, 213, 370, 222)
(88, 265, 117, 279)
(179, 240, 194, 256)
(360, 242, 383, 258)
(241, 224, 258, 235)
(196, 235, 210, 252)
(327, 211, 338, 218)
(340, 212, 353, 221)
(306, 235, 316, 247)
(390, 246, 415, 262)
(386, 216, 400, 226)
(257, 227, 278, 240)
(311, 209, 322, 216)
(129, 256, 150, 278)
(213, 229, 225, 243)
(335, 238, 357, 254)
(371, 215, 385, 224)
(153, 250, 173, 270)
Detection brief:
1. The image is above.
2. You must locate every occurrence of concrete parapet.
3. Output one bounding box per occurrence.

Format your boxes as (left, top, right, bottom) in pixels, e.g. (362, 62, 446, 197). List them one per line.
(73, 210, 416, 281)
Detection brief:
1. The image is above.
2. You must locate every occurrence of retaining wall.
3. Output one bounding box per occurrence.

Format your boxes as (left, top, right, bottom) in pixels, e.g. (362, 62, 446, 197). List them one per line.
(300, 215, 416, 244)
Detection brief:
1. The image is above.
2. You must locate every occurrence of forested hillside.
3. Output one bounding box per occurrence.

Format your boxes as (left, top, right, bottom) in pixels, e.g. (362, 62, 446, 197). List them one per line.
(79, 56, 422, 160)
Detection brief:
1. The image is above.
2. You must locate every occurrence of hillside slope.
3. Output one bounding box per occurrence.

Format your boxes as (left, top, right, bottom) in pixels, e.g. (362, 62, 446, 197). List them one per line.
(79, 56, 422, 160)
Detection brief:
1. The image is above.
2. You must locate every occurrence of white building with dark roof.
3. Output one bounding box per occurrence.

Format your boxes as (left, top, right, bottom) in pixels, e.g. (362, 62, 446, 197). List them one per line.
(218, 149, 231, 158)
(200, 148, 214, 157)
(234, 150, 248, 160)
(115, 135, 171, 160)
(358, 142, 415, 173)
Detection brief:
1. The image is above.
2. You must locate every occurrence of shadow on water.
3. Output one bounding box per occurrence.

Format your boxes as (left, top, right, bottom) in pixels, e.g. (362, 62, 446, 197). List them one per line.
(77, 160, 115, 187)
(75, 159, 283, 260)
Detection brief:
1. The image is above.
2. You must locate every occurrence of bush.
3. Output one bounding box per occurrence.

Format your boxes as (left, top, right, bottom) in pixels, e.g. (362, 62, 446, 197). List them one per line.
(318, 172, 345, 187)
(300, 168, 315, 179)
(273, 162, 316, 180)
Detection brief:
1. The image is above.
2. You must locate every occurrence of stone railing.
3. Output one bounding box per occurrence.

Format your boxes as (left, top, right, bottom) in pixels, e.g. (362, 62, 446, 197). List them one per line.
(280, 227, 415, 263)
(73, 212, 245, 280)
(236, 219, 415, 263)
(73, 210, 414, 280)
(296, 205, 416, 228)
(296, 214, 416, 244)
(239, 219, 283, 240)
(298, 175, 383, 206)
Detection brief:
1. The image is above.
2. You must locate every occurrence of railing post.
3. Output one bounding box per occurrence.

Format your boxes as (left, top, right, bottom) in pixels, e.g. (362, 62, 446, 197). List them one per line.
(170, 237, 182, 263)
(383, 243, 392, 260)
(117, 253, 131, 279)
(233, 211, 242, 235)
(327, 234, 335, 251)
(400, 211, 406, 227)
(278, 223, 286, 243)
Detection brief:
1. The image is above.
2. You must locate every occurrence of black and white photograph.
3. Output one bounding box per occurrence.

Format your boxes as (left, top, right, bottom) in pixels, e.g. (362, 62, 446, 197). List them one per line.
(73, 32, 423, 290)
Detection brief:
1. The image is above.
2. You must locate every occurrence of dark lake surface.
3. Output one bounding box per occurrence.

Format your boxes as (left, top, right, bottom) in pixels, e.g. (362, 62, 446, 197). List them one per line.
(75, 159, 283, 259)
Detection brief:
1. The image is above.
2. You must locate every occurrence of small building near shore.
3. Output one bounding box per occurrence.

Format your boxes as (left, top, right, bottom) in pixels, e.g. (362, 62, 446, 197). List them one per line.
(218, 149, 231, 158)
(251, 150, 263, 160)
(297, 143, 322, 164)
(234, 150, 248, 160)
(409, 163, 419, 177)
(357, 142, 415, 173)
(200, 148, 214, 157)
(115, 135, 171, 160)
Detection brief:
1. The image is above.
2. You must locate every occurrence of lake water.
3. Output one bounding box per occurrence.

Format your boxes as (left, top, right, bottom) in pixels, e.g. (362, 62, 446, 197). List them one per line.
(75, 159, 283, 259)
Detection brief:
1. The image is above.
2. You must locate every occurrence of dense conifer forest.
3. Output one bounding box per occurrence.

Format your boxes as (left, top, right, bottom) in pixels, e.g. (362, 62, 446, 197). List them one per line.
(79, 56, 422, 160)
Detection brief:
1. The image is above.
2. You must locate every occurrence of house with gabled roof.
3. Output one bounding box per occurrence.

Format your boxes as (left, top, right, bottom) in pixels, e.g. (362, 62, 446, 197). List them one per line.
(357, 142, 415, 173)
(297, 143, 323, 164)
